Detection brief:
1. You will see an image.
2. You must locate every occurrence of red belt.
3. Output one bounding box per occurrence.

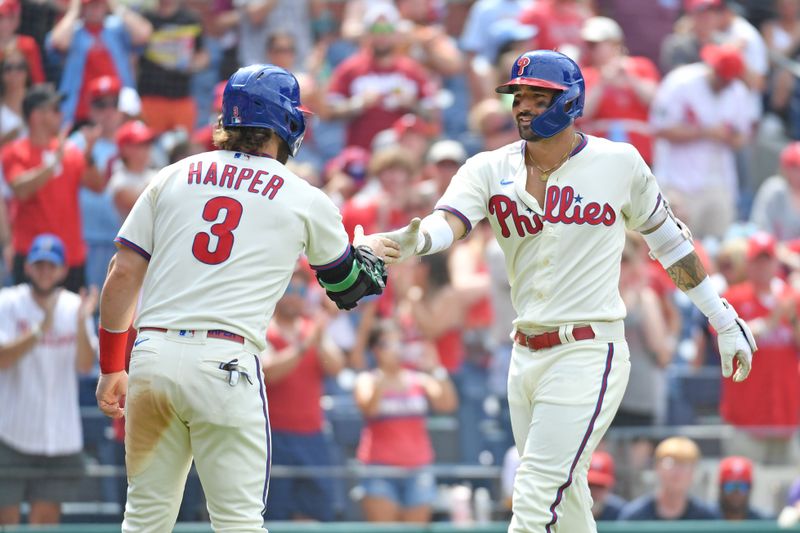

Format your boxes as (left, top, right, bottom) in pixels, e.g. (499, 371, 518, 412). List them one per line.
(514, 325, 595, 351)
(139, 327, 245, 345)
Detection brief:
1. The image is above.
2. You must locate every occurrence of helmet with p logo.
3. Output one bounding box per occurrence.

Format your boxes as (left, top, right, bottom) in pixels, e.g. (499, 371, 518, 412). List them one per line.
(496, 50, 585, 138)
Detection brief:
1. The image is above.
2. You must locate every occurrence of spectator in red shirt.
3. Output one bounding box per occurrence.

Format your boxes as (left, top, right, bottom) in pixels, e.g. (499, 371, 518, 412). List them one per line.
(326, 2, 437, 150)
(579, 16, 660, 164)
(3, 84, 104, 292)
(261, 263, 344, 521)
(0, 0, 44, 85)
(518, 0, 590, 54)
(720, 232, 800, 465)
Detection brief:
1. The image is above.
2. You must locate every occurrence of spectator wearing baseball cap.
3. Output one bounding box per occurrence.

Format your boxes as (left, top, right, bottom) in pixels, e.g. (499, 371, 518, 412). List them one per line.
(323, 145, 370, 207)
(587, 451, 627, 521)
(619, 437, 719, 520)
(750, 142, 800, 241)
(107, 120, 156, 218)
(715, 456, 769, 520)
(660, 0, 723, 74)
(0, 0, 45, 85)
(46, 0, 152, 125)
(700, 43, 745, 86)
(719, 232, 800, 465)
(425, 139, 467, 197)
(0, 233, 98, 526)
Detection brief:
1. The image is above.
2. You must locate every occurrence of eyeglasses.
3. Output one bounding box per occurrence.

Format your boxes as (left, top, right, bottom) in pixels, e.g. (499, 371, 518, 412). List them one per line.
(91, 97, 118, 109)
(2, 62, 25, 72)
(370, 22, 395, 35)
(722, 481, 751, 493)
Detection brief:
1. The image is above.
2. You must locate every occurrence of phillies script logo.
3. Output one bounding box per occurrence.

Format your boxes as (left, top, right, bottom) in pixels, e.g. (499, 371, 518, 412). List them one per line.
(488, 186, 616, 238)
(516, 56, 531, 76)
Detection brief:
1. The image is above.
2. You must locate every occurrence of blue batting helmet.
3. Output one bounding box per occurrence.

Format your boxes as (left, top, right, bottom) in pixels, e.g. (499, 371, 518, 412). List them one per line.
(222, 64, 311, 156)
(496, 50, 585, 138)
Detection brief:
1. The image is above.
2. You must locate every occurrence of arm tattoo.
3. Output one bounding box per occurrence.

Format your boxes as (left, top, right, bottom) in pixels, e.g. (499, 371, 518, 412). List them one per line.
(665, 252, 707, 292)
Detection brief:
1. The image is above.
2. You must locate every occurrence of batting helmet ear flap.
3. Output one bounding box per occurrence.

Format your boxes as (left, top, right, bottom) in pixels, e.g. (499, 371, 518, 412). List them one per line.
(530, 82, 584, 138)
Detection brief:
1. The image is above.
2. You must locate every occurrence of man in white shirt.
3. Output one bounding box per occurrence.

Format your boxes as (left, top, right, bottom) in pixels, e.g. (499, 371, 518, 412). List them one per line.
(0, 233, 97, 525)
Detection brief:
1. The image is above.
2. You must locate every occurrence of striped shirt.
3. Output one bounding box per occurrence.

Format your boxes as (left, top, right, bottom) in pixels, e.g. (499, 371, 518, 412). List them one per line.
(0, 285, 94, 455)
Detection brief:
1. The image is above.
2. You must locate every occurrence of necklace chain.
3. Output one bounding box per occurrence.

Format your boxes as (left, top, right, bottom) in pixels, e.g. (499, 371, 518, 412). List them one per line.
(526, 134, 579, 182)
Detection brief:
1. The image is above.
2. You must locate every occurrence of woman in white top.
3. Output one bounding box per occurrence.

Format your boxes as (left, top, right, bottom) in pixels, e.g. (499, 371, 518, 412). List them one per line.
(107, 120, 157, 218)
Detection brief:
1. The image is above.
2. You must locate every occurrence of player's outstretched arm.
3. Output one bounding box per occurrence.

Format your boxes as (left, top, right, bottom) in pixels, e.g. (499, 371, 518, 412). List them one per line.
(376, 211, 466, 265)
(638, 209, 757, 382)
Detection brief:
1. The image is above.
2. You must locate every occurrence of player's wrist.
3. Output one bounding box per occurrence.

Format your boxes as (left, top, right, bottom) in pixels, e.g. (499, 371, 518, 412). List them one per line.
(99, 326, 129, 374)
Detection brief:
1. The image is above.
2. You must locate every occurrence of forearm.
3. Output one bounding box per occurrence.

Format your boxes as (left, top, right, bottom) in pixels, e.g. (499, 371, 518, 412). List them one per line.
(75, 317, 96, 374)
(664, 251, 707, 292)
(99, 251, 147, 331)
(262, 346, 303, 383)
(49, 7, 80, 51)
(10, 165, 56, 201)
(657, 125, 707, 143)
(0, 330, 40, 369)
(317, 337, 345, 376)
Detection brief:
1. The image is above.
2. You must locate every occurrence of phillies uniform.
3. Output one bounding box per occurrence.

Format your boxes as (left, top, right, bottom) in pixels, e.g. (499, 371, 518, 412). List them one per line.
(116, 149, 351, 531)
(435, 134, 662, 531)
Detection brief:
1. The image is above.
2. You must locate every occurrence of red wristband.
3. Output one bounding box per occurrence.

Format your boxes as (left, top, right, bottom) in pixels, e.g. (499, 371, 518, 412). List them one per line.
(99, 327, 129, 374)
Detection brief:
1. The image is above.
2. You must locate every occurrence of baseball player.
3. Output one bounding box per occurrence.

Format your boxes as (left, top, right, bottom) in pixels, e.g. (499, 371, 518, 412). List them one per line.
(94, 64, 397, 532)
(378, 50, 757, 532)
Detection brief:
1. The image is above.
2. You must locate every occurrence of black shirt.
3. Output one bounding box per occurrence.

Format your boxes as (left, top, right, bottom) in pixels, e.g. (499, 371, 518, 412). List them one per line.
(618, 494, 720, 521)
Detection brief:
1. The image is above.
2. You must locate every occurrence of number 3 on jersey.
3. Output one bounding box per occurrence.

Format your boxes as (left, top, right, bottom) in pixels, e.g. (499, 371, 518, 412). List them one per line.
(192, 196, 243, 264)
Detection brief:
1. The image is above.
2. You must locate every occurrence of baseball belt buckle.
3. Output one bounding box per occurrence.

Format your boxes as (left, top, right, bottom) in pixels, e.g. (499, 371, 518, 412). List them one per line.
(219, 358, 253, 387)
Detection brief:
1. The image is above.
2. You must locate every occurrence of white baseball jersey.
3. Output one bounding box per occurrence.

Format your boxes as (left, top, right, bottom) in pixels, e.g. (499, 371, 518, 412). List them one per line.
(436, 134, 661, 330)
(117, 150, 350, 350)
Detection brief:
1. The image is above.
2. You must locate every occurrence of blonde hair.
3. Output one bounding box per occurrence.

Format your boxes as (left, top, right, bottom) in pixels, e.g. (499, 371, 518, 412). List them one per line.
(367, 146, 418, 177)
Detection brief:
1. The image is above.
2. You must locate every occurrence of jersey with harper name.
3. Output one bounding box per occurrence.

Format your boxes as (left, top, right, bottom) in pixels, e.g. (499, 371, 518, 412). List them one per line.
(436, 134, 661, 329)
(116, 150, 350, 350)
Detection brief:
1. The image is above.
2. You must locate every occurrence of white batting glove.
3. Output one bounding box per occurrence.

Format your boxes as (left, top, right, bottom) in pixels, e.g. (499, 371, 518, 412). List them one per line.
(375, 218, 421, 265)
(709, 298, 757, 382)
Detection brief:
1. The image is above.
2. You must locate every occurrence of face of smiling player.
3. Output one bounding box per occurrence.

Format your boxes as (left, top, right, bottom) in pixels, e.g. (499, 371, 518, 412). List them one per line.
(512, 86, 559, 142)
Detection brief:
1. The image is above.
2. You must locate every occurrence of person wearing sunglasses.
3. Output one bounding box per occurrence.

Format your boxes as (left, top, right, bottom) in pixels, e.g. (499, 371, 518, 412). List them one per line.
(716, 456, 769, 520)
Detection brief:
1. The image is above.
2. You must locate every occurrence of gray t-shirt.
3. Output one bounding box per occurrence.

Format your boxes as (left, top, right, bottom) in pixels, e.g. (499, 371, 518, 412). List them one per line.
(235, 0, 312, 71)
(750, 175, 800, 241)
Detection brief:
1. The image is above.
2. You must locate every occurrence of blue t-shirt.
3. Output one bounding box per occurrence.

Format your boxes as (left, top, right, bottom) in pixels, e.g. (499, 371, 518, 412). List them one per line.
(618, 494, 720, 521)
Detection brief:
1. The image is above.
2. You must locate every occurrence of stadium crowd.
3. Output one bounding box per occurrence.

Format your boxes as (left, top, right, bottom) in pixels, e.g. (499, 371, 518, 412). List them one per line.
(4, 0, 800, 526)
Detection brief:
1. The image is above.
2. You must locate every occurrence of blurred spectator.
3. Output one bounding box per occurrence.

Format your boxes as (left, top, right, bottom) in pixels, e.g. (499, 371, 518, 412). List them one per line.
(713, 236, 749, 290)
(107, 119, 155, 217)
(47, 0, 152, 125)
(137, 0, 208, 134)
(579, 16, 660, 164)
(464, 98, 517, 153)
(489, 18, 538, 66)
(614, 232, 672, 427)
(3, 84, 104, 292)
(762, 0, 800, 57)
(235, 0, 319, 71)
(354, 318, 457, 522)
(323, 144, 369, 207)
(394, 0, 464, 78)
(720, 232, 800, 465)
(70, 75, 124, 290)
(0, 234, 97, 525)
(716, 0, 768, 95)
(715, 456, 769, 520)
(518, 0, 590, 55)
(593, 0, 681, 66)
(588, 450, 627, 521)
(0, 43, 31, 144)
(660, 0, 722, 74)
(261, 264, 344, 521)
(326, 2, 437, 150)
(650, 43, 751, 239)
(391, 113, 438, 167)
(0, 0, 44, 84)
(750, 141, 800, 240)
(424, 139, 467, 196)
(618, 436, 719, 520)
(777, 477, 800, 528)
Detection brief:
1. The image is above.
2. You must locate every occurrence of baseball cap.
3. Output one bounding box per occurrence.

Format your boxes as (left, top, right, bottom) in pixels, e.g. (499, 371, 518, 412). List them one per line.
(700, 43, 744, 81)
(393, 113, 437, 139)
(0, 0, 20, 16)
(22, 84, 63, 120)
(781, 142, 800, 168)
(325, 145, 370, 183)
(27, 234, 65, 266)
(581, 17, 624, 43)
(685, 0, 723, 12)
(364, 2, 400, 28)
(490, 19, 538, 52)
(116, 120, 155, 146)
(88, 75, 121, 101)
(746, 232, 776, 260)
(655, 436, 700, 462)
(427, 139, 467, 165)
(587, 451, 615, 488)
(719, 456, 753, 484)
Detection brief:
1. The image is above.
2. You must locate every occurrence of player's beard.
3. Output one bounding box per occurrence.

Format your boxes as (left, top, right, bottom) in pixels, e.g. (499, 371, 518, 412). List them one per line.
(516, 113, 543, 142)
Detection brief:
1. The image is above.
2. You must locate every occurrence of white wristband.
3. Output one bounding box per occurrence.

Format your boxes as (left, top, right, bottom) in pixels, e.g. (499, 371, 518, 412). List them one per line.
(685, 277, 734, 330)
(415, 214, 454, 256)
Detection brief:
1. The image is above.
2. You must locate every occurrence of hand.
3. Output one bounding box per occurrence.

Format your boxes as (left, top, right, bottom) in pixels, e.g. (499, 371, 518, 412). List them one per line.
(37, 288, 60, 332)
(711, 299, 757, 382)
(353, 224, 400, 262)
(79, 123, 102, 152)
(96, 370, 128, 418)
(78, 285, 99, 320)
(373, 218, 421, 265)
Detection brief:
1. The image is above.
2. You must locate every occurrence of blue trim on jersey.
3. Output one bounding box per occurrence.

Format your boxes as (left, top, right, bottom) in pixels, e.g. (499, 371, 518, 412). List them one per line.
(115, 237, 151, 261)
(435, 206, 472, 234)
(310, 245, 351, 271)
(253, 354, 272, 512)
(545, 343, 614, 533)
(648, 193, 663, 219)
(570, 132, 588, 157)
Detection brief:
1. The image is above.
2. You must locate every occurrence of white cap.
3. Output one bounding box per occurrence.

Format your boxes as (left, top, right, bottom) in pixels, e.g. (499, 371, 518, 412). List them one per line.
(581, 16, 624, 43)
(427, 140, 467, 165)
(364, 2, 400, 27)
(118, 86, 141, 117)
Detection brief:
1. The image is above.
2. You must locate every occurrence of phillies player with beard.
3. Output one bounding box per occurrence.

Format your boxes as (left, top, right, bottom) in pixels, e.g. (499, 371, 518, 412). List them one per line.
(377, 50, 757, 532)
(94, 64, 397, 532)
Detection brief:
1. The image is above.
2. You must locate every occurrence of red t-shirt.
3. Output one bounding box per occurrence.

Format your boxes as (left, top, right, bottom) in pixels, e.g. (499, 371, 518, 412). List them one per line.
(74, 25, 119, 122)
(580, 56, 660, 164)
(720, 282, 800, 432)
(3, 138, 87, 265)
(327, 51, 435, 149)
(519, 0, 587, 52)
(14, 35, 45, 84)
(357, 372, 433, 467)
(265, 319, 325, 433)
